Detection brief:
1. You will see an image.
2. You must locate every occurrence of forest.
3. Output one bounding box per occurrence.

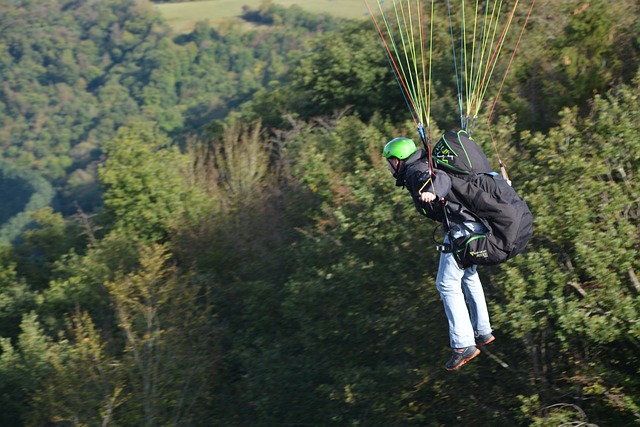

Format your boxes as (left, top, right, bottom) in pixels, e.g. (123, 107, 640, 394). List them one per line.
(0, 0, 638, 425)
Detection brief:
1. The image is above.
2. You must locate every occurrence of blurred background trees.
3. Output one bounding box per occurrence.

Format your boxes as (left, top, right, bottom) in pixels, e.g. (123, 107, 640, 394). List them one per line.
(0, 0, 638, 425)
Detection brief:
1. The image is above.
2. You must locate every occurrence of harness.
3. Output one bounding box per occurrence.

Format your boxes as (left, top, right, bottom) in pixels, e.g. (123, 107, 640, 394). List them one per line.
(433, 173, 499, 267)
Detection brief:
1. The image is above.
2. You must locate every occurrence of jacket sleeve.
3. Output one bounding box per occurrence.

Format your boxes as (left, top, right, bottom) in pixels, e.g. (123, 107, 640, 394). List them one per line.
(431, 171, 451, 199)
(405, 167, 451, 222)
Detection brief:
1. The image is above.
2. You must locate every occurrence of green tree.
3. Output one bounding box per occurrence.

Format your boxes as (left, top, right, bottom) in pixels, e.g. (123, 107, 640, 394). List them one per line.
(0, 161, 55, 244)
(28, 311, 126, 426)
(0, 313, 55, 426)
(99, 123, 193, 242)
(104, 243, 217, 426)
(13, 207, 84, 289)
(20, 242, 218, 426)
(204, 114, 449, 425)
(492, 75, 640, 425)
(200, 117, 277, 276)
(506, 0, 640, 133)
(289, 21, 404, 122)
(0, 245, 36, 340)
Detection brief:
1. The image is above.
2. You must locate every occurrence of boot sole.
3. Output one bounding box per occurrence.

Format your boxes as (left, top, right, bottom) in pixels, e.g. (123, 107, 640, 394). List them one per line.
(445, 348, 481, 371)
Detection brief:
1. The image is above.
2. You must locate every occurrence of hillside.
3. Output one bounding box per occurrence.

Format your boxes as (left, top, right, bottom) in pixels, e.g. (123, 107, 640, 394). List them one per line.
(155, 0, 368, 33)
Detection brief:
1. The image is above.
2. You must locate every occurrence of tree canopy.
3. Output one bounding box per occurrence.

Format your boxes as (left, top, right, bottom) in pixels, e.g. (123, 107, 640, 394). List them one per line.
(0, 0, 639, 425)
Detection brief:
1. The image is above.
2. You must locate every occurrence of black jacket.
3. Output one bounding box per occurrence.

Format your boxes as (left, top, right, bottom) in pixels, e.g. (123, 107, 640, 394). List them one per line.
(396, 149, 477, 226)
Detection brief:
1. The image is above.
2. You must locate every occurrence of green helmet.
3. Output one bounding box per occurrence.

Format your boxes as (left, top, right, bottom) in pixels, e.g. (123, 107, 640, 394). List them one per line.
(382, 137, 417, 160)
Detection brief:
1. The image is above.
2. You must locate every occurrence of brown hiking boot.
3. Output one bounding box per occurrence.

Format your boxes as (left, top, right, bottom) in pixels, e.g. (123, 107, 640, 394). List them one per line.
(445, 346, 481, 371)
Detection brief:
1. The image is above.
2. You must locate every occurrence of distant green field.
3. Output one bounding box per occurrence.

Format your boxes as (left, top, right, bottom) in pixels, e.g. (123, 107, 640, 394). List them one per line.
(155, 0, 369, 33)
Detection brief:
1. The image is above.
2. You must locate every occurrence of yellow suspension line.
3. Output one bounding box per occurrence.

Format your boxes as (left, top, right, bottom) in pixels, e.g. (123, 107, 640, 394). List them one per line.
(461, 0, 470, 124)
(395, 1, 419, 119)
(414, 0, 429, 127)
(474, 1, 499, 104)
(383, 0, 421, 121)
(475, 0, 519, 117)
(395, 0, 429, 127)
(407, 1, 423, 123)
(466, 0, 480, 120)
(470, 0, 501, 118)
(426, 0, 435, 128)
(417, 0, 427, 126)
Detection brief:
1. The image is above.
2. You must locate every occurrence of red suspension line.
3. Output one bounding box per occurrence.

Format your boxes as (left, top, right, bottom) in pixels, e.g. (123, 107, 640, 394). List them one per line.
(364, 0, 421, 128)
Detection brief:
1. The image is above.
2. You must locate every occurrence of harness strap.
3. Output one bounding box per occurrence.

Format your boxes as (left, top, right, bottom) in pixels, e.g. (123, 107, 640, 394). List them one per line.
(439, 198, 451, 233)
(436, 243, 453, 253)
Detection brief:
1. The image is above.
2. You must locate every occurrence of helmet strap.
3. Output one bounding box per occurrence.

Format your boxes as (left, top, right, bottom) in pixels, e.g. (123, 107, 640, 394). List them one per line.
(387, 158, 402, 178)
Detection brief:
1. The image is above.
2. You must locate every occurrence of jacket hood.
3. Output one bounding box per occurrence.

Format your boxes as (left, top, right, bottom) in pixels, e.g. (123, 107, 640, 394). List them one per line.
(395, 148, 428, 187)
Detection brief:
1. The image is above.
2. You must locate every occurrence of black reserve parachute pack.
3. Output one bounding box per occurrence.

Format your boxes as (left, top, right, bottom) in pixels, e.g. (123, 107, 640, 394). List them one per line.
(432, 130, 533, 268)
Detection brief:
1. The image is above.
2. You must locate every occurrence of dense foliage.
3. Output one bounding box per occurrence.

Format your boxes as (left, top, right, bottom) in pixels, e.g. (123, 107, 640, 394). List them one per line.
(0, 0, 639, 425)
(0, 0, 325, 229)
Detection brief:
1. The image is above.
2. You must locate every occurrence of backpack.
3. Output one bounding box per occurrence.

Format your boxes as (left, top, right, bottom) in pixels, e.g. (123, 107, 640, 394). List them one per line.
(445, 173, 533, 268)
(432, 130, 492, 175)
(432, 130, 533, 268)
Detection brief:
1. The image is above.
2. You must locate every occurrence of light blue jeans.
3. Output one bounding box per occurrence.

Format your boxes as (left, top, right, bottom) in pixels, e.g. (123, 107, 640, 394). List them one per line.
(436, 221, 492, 349)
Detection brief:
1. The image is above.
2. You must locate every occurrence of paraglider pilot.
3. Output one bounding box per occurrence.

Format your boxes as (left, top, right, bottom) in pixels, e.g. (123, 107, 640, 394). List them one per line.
(383, 136, 495, 371)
